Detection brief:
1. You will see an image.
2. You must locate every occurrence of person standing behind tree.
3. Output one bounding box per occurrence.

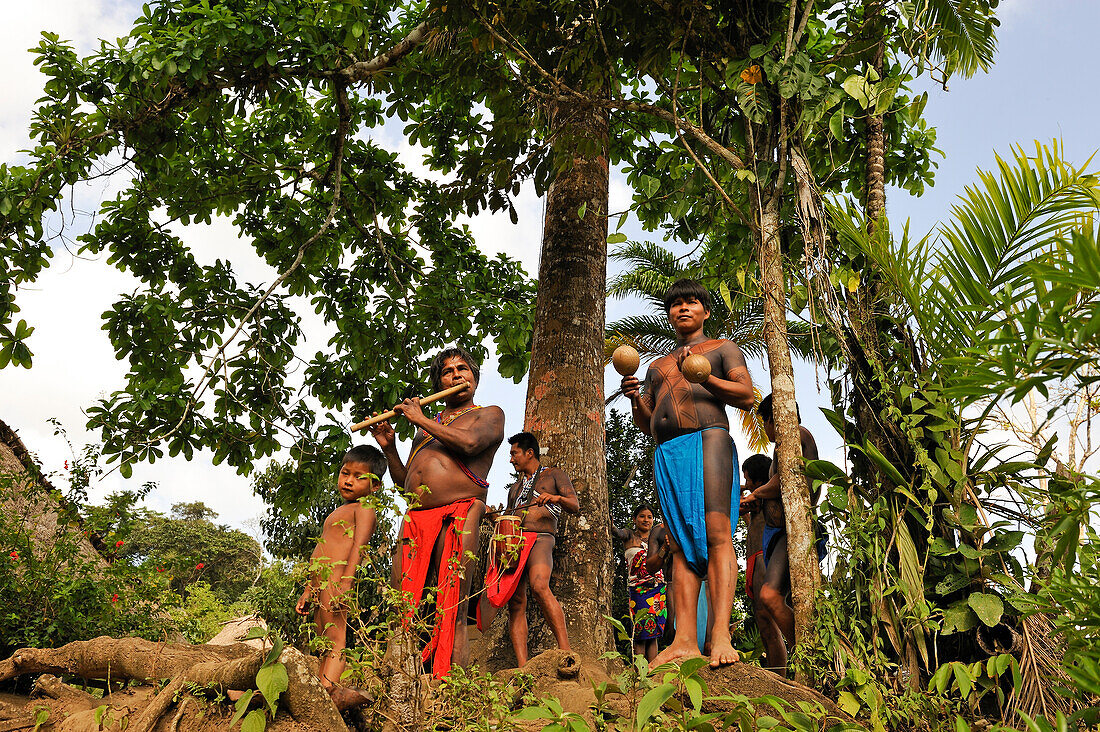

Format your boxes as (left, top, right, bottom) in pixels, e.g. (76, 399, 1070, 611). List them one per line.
(738, 454, 775, 658)
(739, 394, 819, 669)
(621, 279, 755, 668)
(499, 431, 580, 667)
(612, 504, 667, 662)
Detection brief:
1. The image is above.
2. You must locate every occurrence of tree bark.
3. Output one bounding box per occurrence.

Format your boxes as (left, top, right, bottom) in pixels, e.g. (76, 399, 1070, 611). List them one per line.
(523, 93, 614, 661)
(757, 187, 821, 677)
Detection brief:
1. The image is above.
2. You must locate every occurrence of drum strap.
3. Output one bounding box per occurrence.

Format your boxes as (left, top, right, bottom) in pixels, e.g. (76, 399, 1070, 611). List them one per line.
(513, 466, 562, 520)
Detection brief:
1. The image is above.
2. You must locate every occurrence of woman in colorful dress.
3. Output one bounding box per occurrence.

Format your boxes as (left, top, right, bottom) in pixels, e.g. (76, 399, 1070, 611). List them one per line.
(612, 504, 668, 661)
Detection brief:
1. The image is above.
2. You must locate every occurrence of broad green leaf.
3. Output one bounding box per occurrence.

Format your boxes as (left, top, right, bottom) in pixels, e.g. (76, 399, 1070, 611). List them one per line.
(942, 602, 978, 635)
(636, 683, 676, 729)
(256, 663, 288, 716)
(241, 710, 266, 732)
(837, 691, 861, 716)
(967, 593, 1004, 627)
(514, 707, 555, 720)
(840, 75, 870, 108)
(952, 664, 973, 699)
(677, 656, 710, 677)
(231, 690, 255, 727)
(829, 110, 843, 140)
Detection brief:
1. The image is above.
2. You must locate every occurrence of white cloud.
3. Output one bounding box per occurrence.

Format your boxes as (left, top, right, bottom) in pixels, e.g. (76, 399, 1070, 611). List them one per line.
(0, 0, 137, 162)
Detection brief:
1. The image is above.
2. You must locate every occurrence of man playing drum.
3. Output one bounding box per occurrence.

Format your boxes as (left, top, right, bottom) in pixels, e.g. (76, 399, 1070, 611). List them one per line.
(370, 347, 504, 678)
(497, 431, 579, 667)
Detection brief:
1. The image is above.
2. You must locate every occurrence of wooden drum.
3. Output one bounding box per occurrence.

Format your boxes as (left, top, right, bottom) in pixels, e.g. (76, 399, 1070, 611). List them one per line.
(491, 515, 524, 572)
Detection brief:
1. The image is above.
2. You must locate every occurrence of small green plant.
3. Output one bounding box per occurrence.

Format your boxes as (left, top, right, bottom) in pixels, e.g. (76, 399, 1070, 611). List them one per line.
(228, 627, 290, 732)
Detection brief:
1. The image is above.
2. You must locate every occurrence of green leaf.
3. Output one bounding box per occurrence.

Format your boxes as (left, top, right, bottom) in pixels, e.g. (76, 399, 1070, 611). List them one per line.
(607, 232, 627, 245)
(841, 75, 870, 108)
(33, 707, 50, 732)
(685, 676, 704, 711)
(514, 707, 555, 720)
(837, 691, 861, 716)
(719, 280, 733, 310)
(255, 663, 288, 716)
(942, 602, 978, 634)
(241, 709, 266, 732)
(231, 690, 254, 727)
(263, 635, 284, 667)
(967, 593, 1004, 627)
(677, 656, 710, 678)
(636, 683, 676, 729)
(577, 202, 587, 220)
(829, 110, 843, 140)
(952, 664, 973, 699)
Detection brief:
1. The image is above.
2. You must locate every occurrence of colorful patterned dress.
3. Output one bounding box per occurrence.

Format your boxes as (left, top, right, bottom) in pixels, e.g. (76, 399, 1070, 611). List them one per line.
(626, 540, 667, 641)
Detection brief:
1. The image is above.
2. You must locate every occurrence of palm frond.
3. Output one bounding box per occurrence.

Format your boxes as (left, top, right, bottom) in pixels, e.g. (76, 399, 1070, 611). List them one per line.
(927, 141, 1100, 355)
(740, 386, 770, 453)
(901, 0, 999, 79)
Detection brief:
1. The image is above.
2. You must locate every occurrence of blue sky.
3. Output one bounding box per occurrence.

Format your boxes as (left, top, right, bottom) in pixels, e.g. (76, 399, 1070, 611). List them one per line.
(1, 0, 1096, 535)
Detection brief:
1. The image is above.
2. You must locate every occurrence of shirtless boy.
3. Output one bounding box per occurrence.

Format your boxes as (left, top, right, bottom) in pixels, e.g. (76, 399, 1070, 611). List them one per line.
(739, 394, 819, 668)
(370, 347, 504, 677)
(295, 445, 384, 701)
(621, 279, 755, 667)
(501, 431, 580, 666)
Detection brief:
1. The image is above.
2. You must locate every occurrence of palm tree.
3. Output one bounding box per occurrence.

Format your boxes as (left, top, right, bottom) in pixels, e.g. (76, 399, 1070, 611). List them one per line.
(827, 140, 1099, 720)
(603, 240, 820, 451)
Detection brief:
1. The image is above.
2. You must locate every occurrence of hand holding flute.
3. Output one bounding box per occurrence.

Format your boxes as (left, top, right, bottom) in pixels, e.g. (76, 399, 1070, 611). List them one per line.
(350, 380, 470, 433)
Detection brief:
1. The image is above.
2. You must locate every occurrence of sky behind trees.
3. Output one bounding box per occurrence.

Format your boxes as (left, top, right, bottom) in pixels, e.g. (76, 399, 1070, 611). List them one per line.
(2, 0, 1096, 537)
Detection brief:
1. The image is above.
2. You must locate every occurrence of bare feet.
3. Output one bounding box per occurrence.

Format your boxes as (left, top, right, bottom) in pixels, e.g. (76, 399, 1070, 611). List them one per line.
(708, 638, 739, 667)
(650, 641, 704, 669)
(328, 685, 372, 712)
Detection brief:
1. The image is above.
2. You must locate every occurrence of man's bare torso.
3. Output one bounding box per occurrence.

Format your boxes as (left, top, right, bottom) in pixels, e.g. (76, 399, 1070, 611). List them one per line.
(507, 467, 568, 535)
(646, 340, 734, 444)
(763, 425, 819, 528)
(405, 408, 499, 508)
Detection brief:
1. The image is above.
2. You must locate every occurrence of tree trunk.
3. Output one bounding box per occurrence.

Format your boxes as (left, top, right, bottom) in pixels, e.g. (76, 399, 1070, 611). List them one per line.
(523, 94, 613, 661)
(757, 189, 822, 677)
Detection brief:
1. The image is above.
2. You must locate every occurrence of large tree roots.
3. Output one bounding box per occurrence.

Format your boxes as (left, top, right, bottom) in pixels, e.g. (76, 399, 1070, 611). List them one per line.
(2, 639, 849, 731)
(0, 637, 348, 732)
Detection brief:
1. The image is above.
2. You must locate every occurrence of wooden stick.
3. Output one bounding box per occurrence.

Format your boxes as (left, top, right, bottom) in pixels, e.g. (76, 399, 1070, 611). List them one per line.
(350, 381, 470, 432)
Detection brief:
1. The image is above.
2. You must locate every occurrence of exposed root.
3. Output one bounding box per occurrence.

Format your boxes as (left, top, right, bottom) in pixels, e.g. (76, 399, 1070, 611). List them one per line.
(169, 698, 189, 732)
(32, 674, 99, 710)
(0, 636, 350, 732)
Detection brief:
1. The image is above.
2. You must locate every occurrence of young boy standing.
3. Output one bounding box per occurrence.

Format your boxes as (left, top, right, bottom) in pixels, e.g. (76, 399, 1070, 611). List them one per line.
(621, 279, 755, 668)
(295, 445, 384, 701)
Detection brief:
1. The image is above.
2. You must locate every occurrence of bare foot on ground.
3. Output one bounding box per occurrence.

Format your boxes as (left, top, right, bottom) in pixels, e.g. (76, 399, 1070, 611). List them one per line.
(708, 639, 739, 667)
(329, 685, 372, 712)
(650, 641, 704, 669)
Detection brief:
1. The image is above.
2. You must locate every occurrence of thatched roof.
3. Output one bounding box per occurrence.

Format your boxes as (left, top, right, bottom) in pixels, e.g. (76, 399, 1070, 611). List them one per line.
(0, 417, 104, 565)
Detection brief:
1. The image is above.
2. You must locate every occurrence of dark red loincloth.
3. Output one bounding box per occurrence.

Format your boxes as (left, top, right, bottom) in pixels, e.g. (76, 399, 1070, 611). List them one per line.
(476, 531, 537, 630)
(745, 549, 763, 601)
(398, 498, 476, 678)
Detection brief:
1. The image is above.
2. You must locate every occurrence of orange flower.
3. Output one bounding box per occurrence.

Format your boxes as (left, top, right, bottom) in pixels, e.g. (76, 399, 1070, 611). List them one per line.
(9, 551, 18, 560)
(740, 65, 762, 84)
(115, 540, 124, 548)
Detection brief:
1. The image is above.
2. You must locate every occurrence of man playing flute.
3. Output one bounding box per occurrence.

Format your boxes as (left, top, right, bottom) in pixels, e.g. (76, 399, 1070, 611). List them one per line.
(370, 347, 505, 678)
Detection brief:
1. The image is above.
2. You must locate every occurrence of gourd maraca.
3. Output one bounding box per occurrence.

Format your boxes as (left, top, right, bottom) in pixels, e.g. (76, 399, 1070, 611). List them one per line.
(612, 344, 640, 376)
(681, 353, 712, 383)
